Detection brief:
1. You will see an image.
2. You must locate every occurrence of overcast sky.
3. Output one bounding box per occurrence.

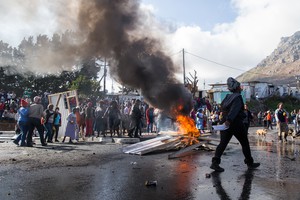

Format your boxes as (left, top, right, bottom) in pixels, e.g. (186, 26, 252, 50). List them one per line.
(0, 0, 300, 91)
(142, 0, 300, 88)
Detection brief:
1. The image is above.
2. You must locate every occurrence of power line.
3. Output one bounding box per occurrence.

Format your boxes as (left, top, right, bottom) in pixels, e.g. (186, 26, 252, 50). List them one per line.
(183, 50, 271, 77)
(168, 50, 182, 57)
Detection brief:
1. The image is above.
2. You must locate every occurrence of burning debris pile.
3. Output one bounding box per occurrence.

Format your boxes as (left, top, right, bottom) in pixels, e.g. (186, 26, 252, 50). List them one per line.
(175, 105, 201, 146)
(123, 105, 210, 156)
(122, 130, 214, 157)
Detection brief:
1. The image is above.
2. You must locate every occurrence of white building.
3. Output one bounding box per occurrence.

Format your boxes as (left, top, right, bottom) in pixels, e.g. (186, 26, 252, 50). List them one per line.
(241, 81, 276, 101)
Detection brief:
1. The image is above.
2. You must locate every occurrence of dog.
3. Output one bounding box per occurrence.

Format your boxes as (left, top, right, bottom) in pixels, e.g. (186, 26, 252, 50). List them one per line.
(256, 129, 268, 139)
(285, 128, 295, 142)
(288, 128, 294, 136)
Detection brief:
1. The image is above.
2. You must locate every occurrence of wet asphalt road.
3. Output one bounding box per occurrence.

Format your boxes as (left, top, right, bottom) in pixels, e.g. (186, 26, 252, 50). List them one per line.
(0, 127, 300, 200)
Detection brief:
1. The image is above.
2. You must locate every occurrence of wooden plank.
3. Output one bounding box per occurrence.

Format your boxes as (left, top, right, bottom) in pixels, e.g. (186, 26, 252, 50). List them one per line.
(123, 136, 174, 154)
(126, 140, 168, 154)
(47, 90, 76, 97)
(55, 94, 62, 108)
(168, 142, 203, 159)
(138, 138, 181, 155)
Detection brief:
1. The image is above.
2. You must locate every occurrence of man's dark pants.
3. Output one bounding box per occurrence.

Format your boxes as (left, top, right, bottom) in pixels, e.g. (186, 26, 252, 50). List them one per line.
(27, 117, 46, 146)
(213, 120, 254, 165)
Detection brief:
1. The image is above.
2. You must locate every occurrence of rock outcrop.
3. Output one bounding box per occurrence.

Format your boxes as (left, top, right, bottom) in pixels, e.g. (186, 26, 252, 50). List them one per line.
(237, 31, 300, 86)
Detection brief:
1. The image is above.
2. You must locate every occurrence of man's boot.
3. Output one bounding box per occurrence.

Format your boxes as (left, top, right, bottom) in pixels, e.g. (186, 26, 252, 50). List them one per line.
(245, 158, 260, 170)
(247, 163, 260, 169)
(210, 157, 224, 172)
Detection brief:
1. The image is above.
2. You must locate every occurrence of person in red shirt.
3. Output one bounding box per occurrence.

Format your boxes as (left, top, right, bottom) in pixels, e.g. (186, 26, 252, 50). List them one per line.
(0, 100, 5, 121)
(266, 110, 273, 130)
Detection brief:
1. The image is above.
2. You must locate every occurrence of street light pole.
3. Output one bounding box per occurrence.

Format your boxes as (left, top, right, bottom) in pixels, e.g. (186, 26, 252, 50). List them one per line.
(182, 48, 186, 85)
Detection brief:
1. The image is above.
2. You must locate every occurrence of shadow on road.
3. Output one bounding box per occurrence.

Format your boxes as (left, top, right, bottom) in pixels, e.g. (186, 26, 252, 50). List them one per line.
(211, 169, 255, 200)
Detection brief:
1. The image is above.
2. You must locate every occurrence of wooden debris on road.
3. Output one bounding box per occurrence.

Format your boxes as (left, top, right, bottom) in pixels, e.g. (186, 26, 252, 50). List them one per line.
(168, 142, 204, 159)
(122, 132, 236, 156)
(122, 135, 182, 155)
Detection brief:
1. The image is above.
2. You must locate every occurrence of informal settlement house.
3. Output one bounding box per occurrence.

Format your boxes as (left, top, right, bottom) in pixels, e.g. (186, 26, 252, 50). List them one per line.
(207, 81, 299, 103)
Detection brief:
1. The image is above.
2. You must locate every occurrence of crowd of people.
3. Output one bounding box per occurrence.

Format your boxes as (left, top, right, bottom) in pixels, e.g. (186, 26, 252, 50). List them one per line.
(256, 106, 300, 136)
(0, 89, 210, 146)
(1, 87, 300, 148)
(7, 97, 158, 147)
(0, 89, 176, 146)
(0, 89, 50, 123)
(0, 90, 20, 122)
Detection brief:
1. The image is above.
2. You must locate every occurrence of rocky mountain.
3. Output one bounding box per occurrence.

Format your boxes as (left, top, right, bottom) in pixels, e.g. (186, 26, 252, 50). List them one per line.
(236, 31, 300, 86)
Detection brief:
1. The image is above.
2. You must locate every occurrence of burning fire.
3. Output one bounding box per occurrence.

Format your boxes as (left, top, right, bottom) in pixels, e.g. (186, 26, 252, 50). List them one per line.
(176, 114, 200, 146)
(174, 105, 200, 146)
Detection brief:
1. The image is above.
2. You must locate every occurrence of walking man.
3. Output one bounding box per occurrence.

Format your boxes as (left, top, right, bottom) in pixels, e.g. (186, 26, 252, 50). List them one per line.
(210, 77, 260, 172)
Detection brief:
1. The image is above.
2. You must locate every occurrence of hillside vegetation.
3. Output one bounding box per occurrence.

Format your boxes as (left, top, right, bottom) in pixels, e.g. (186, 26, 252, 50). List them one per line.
(248, 96, 300, 114)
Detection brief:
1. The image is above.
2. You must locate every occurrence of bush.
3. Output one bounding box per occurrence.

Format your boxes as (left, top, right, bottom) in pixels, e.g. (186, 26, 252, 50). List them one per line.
(248, 95, 300, 114)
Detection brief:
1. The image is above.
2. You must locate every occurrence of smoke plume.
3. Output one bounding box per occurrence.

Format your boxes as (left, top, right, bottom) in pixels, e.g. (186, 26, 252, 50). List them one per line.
(76, 0, 192, 115)
(3, 0, 193, 115)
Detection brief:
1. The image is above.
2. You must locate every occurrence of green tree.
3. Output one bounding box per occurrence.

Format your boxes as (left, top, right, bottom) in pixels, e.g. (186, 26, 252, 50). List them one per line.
(69, 75, 97, 98)
(0, 31, 103, 99)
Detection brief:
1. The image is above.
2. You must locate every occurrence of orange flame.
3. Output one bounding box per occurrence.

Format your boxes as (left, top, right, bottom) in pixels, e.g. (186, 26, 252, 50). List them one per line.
(173, 105, 200, 146)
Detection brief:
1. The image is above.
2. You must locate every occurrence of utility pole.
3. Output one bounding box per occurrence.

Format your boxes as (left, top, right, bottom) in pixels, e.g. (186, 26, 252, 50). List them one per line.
(103, 57, 107, 94)
(182, 48, 186, 85)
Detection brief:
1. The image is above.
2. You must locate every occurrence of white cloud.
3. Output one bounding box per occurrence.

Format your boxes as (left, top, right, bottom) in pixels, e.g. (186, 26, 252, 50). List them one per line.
(0, 0, 79, 47)
(164, 0, 300, 87)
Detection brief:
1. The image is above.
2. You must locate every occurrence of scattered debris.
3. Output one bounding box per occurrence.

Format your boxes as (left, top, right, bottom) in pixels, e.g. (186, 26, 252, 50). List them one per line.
(168, 142, 203, 159)
(145, 180, 157, 186)
(123, 132, 225, 157)
(114, 138, 140, 144)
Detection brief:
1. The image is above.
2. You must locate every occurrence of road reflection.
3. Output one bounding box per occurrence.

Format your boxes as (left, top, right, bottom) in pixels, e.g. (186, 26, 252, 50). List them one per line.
(211, 170, 254, 200)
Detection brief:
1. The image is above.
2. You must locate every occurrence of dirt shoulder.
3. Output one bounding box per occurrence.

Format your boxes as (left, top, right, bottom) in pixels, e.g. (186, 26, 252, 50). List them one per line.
(0, 138, 125, 170)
